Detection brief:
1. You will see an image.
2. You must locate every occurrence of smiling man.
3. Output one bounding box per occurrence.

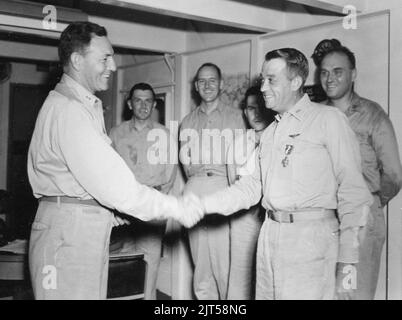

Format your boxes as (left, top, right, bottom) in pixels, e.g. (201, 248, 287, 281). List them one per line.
(200, 48, 373, 300)
(109, 83, 177, 300)
(27, 22, 203, 300)
(179, 63, 246, 299)
(312, 39, 402, 299)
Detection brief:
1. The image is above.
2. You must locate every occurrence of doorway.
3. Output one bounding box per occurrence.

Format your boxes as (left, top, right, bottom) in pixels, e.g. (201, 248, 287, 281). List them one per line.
(7, 83, 52, 239)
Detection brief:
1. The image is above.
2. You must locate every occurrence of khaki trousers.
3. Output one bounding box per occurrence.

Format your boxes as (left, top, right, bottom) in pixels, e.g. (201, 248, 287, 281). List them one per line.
(228, 205, 263, 299)
(256, 212, 339, 300)
(185, 176, 230, 300)
(354, 194, 386, 300)
(29, 201, 112, 300)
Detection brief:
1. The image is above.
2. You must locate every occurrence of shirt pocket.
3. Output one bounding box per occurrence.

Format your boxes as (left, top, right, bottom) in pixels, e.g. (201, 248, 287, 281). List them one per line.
(291, 136, 329, 184)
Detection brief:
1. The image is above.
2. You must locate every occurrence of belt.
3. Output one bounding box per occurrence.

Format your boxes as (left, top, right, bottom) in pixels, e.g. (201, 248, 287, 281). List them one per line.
(266, 208, 335, 223)
(191, 171, 226, 178)
(39, 196, 101, 207)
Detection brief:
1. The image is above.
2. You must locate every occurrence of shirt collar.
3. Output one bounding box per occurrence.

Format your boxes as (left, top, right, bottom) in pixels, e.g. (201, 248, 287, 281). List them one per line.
(199, 99, 225, 115)
(129, 119, 154, 132)
(326, 92, 363, 114)
(62, 74, 101, 108)
(274, 114, 282, 122)
(349, 92, 363, 113)
(284, 94, 311, 121)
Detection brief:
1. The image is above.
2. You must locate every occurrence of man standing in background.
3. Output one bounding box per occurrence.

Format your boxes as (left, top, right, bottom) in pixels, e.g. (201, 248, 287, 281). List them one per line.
(180, 63, 246, 299)
(312, 39, 402, 299)
(109, 82, 177, 300)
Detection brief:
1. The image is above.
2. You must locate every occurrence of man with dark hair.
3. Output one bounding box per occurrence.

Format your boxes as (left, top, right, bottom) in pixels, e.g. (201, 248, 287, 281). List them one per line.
(199, 48, 372, 299)
(179, 62, 246, 299)
(312, 39, 402, 299)
(226, 86, 275, 299)
(27, 22, 203, 300)
(242, 86, 276, 130)
(109, 82, 177, 300)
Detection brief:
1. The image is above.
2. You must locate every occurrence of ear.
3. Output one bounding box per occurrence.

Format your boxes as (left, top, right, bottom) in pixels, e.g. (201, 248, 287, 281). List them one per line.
(351, 68, 357, 82)
(195, 81, 200, 92)
(127, 100, 133, 110)
(152, 100, 157, 110)
(219, 79, 224, 91)
(290, 75, 303, 92)
(70, 52, 83, 72)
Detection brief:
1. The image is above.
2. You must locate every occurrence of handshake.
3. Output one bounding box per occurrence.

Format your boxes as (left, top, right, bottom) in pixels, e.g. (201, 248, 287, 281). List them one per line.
(174, 192, 206, 228)
(111, 192, 208, 229)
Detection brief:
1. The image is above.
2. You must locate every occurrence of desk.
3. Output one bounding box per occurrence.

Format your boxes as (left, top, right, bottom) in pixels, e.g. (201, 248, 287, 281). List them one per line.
(0, 253, 26, 280)
(107, 252, 147, 300)
(0, 252, 31, 299)
(0, 250, 146, 300)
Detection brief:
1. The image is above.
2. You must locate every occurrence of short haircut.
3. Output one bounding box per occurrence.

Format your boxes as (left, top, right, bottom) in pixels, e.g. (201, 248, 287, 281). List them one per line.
(265, 48, 309, 87)
(311, 38, 356, 69)
(59, 21, 107, 68)
(128, 82, 156, 101)
(195, 62, 222, 80)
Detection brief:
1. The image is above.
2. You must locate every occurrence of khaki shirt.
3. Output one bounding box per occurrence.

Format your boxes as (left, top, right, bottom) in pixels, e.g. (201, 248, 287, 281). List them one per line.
(326, 93, 402, 206)
(203, 94, 373, 263)
(28, 74, 181, 221)
(109, 120, 177, 194)
(179, 100, 246, 179)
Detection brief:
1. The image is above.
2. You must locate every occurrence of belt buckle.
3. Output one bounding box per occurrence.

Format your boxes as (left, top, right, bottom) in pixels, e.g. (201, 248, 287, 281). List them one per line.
(267, 210, 294, 223)
(280, 212, 294, 223)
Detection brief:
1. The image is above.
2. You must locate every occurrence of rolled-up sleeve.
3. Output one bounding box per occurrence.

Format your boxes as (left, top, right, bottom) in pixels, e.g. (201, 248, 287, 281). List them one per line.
(55, 102, 180, 221)
(372, 115, 402, 206)
(323, 109, 373, 263)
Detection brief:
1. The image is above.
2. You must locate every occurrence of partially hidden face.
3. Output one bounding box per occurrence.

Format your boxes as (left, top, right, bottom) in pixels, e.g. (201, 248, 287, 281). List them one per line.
(244, 95, 264, 130)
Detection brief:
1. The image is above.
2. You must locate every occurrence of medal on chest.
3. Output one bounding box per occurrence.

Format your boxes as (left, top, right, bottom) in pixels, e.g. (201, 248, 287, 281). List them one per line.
(281, 144, 294, 167)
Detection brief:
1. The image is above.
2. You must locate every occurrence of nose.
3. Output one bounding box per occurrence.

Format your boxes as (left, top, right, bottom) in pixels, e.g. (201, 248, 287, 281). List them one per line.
(204, 80, 213, 89)
(108, 57, 117, 72)
(327, 71, 337, 83)
(260, 79, 270, 93)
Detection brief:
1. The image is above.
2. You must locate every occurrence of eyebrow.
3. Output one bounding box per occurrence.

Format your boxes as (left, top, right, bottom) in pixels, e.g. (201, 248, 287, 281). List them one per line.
(321, 66, 344, 71)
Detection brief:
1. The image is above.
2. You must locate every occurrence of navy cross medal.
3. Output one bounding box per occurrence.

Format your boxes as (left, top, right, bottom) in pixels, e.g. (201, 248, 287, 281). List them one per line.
(281, 144, 294, 167)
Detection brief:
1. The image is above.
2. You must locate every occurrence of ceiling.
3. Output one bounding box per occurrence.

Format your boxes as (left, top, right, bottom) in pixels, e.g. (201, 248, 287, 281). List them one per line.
(19, 0, 361, 33)
(0, 0, 366, 59)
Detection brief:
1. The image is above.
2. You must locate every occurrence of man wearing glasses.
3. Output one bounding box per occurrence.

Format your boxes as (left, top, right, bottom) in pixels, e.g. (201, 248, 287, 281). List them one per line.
(179, 63, 246, 299)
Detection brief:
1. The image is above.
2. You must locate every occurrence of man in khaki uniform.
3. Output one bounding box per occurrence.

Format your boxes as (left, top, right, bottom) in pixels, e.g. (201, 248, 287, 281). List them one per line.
(109, 82, 177, 300)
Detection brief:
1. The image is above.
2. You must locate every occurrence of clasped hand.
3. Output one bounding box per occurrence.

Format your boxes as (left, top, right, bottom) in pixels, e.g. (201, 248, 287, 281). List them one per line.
(176, 192, 205, 228)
